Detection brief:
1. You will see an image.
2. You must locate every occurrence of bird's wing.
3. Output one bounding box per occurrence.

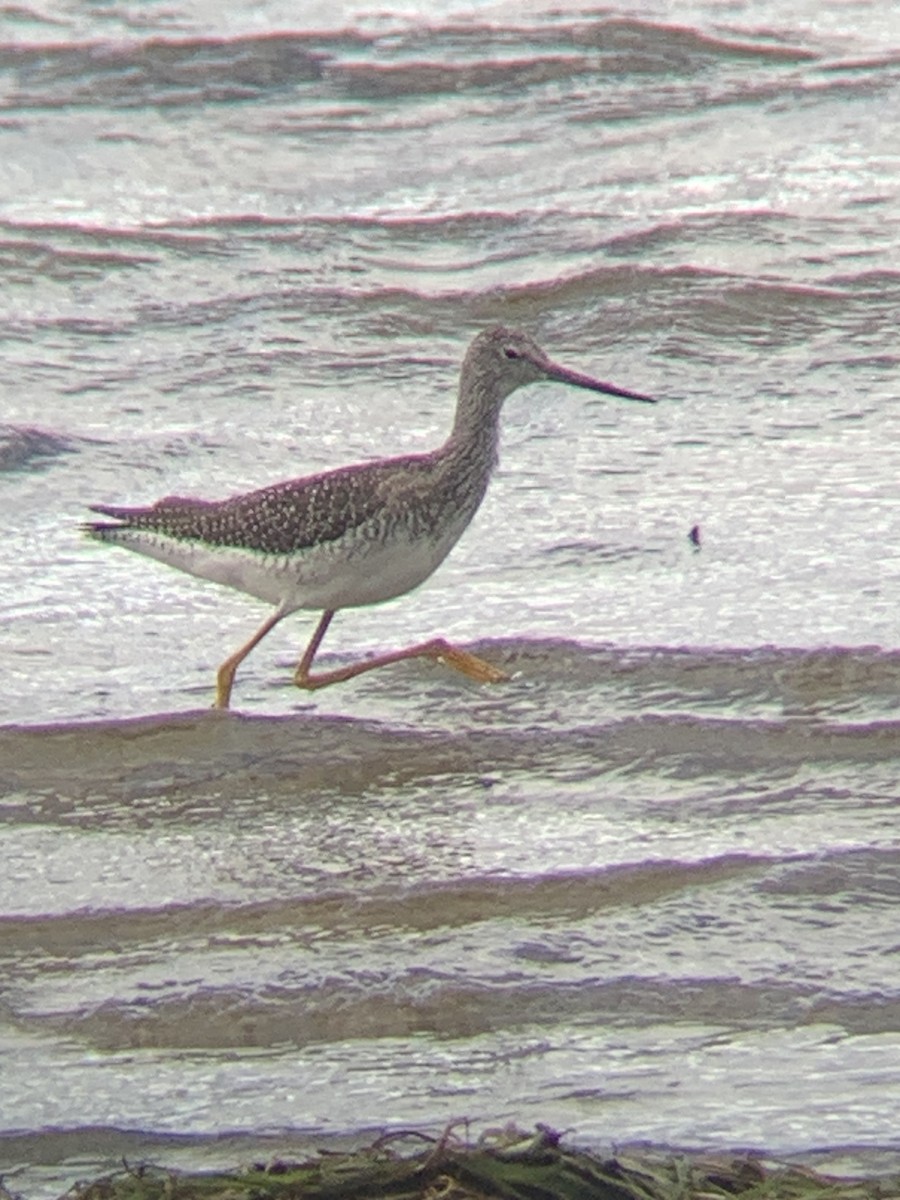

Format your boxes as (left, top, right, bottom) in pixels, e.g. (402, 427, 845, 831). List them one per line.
(85, 457, 428, 553)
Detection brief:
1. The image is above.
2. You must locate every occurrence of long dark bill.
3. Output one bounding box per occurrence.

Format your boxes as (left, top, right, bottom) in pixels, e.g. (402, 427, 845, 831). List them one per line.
(545, 360, 656, 404)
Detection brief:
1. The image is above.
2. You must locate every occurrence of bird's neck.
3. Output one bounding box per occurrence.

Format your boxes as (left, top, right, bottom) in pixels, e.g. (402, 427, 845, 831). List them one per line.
(445, 376, 505, 471)
(422, 378, 504, 523)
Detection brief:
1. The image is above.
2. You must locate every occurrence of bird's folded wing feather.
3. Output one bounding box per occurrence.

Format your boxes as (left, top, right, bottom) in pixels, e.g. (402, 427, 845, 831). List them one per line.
(86, 456, 431, 554)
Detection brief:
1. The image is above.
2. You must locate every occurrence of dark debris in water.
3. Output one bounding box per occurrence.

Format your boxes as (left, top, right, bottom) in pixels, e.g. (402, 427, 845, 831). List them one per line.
(25, 1124, 898, 1200)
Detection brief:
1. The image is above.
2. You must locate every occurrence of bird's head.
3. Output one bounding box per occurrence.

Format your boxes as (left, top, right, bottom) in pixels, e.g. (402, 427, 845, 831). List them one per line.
(463, 326, 656, 405)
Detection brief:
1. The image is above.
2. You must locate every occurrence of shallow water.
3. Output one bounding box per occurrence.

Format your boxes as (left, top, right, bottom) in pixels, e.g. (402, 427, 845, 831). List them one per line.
(2, 1, 900, 1196)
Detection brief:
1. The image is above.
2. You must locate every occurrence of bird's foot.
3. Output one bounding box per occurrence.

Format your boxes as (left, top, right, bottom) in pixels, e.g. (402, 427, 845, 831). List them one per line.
(214, 665, 236, 710)
(429, 641, 509, 684)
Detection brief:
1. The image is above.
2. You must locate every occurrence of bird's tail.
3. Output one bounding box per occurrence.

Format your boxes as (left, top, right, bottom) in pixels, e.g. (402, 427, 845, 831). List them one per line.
(83, 496, 215, 537)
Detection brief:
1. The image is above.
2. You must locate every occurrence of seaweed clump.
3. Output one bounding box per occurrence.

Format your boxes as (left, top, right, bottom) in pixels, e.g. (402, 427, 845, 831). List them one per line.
(22, 1124, 900, 1200)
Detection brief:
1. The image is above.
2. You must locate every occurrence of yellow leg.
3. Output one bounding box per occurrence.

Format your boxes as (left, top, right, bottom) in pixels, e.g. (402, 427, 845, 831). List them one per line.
(293, 610, 508, 691)
(215, 607, 287, 709)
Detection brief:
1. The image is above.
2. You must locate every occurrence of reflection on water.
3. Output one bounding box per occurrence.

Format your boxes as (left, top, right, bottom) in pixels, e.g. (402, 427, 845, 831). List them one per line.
(2, 1, 900, 1196)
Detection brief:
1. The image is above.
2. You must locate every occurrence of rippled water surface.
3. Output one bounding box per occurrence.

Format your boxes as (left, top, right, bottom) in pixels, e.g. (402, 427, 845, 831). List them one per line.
(2, 1, 899, 1196)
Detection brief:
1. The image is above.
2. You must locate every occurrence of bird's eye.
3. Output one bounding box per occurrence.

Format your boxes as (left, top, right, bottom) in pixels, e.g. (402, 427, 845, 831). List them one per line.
(503, 347, 520, 360)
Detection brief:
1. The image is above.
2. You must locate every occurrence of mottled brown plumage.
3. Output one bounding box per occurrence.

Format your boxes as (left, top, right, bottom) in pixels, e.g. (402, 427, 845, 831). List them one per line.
(90, 449, 482, 555)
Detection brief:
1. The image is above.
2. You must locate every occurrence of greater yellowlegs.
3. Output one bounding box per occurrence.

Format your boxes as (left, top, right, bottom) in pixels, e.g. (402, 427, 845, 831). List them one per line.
(86, 326, 655, 708)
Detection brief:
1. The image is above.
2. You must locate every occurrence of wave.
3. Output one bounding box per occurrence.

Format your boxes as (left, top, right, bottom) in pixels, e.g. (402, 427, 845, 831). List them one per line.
(0, 32, 325, 108)
(4, 845, 898, 1050)
(0, 424, 77, 472)
(0, 18, 821, 110)
(2, 641, 899, 792)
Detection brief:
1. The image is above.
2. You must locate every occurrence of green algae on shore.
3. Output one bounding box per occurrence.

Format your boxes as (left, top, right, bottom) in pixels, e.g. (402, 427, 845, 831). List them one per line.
(10, 1125, 897, 1200)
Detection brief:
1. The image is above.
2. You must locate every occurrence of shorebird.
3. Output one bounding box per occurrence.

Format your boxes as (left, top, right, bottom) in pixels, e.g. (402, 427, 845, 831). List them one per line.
(86, 326, 655, 709)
